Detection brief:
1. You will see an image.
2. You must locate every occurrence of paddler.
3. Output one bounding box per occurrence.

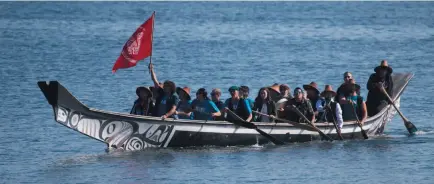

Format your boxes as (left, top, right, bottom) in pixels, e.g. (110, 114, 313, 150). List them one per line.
(191, 88, 221, 120)
(175, 86, 193, 119)
(341, 83, 367, 124)
(224, 86, 253, 122)
(316, 85, 344, 133)
(275, 84, 292, 120)
(280, 87, 315, 124)
(211, 88, 225, 121)
(366, 60, 394, 116)
(240, 86, 254, 108)
(303, 82, 320, 113)
(149, 63, 180, 120)
(335, 72, 361, 104)
(130, 86, 154, 116)
(252, 87, 276, 122)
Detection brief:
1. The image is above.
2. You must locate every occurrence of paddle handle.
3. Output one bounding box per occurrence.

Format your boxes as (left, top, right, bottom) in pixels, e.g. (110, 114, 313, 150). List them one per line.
(290, 105, 334, 141)
(349, 101, 369, 139)
(380, 87, 408, 122)
(325, 106, 344, 140)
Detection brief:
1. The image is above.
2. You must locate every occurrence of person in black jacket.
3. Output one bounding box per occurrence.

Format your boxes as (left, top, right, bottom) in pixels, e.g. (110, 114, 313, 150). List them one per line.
(252, 87, 276, 122)
(130, 87, 155, 116)
(366, 60, 394, 116)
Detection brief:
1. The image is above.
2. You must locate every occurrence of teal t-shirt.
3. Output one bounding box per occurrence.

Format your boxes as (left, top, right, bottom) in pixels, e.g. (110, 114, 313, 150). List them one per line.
(192, 99, 220, 120)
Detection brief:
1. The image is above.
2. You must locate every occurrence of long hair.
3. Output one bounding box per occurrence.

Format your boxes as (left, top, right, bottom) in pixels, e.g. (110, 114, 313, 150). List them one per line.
(163, 80, 176, 94)
(255, 87, 272, 105)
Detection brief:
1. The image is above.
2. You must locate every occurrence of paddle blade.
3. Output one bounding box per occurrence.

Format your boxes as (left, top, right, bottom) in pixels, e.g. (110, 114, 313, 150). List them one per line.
(255, 128, 285, 145)
(405, 121, 418, 135)
(361, 129, 369, 139)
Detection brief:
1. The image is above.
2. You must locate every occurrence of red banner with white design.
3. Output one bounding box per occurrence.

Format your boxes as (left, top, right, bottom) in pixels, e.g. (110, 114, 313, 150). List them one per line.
(112, 12, 154, 73)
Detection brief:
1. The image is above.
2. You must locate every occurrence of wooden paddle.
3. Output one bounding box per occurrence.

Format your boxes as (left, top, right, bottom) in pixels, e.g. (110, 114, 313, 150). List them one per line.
(349, 101, 369, 139)
(323, 104, 344, 140)
(380, 86, 418, 134)
(252, 110, 317, 131)
(289, 105, 334, 142)
(225, 108, 285, 145)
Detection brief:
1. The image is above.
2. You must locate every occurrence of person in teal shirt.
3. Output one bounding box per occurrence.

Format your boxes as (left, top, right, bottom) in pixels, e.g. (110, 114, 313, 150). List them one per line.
(191, 88, 221, 120)
(240, 86, 254, 108)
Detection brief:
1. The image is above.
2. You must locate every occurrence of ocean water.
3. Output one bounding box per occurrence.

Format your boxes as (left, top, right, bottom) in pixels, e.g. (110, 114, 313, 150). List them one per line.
(1, 2, 434, 183)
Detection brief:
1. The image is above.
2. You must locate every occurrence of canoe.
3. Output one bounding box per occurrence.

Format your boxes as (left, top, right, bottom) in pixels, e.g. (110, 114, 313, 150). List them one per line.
(38, 73, 413, 150)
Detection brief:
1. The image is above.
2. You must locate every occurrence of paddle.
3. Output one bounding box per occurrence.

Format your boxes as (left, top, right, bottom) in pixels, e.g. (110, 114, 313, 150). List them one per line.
(380, 86, 418, 135)
(323, 103, 344, 140)
(225, 108, 285, 145)
(289, 105, 334, 142)
(349, 101, 369, 139)
(252, 110, 317, 131)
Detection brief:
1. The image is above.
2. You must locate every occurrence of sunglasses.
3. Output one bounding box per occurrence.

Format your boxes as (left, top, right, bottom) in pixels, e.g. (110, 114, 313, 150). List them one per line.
(344, 76, 352, 78)
(294, 89, 303, 95)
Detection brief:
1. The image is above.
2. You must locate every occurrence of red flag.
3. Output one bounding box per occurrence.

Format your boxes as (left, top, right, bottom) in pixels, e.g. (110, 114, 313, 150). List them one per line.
(112, 12, 155, 73)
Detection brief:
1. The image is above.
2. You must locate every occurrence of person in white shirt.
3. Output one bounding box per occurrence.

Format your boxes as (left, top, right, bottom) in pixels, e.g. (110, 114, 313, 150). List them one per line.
(316, 85, 344, 134)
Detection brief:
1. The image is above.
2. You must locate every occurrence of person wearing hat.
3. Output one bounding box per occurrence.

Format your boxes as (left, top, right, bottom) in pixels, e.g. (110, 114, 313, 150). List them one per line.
(130, 86, 155, 116)
(149, 63, 180, 119)
(191, 88, 221, 120)
(366, 60, 394, 116)
(341, 83, 367, 124)
(303, 82, 320, 113)
(280, 87, 315, 124)
(315, 85, 344, 132)
(268, 83, 282, 102)
(175, 86, 193, 120)
(224, 86, 253, 122)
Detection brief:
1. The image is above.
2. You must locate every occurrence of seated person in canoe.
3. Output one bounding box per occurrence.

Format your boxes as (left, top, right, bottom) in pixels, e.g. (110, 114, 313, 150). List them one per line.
(191, 88, 221, 120)
(280, 87, 315, 124)
(224, 86, 253, 123)
(252, 87, 276, 123)
(211, 88, 225, 121)
(316, 85, 344, 133)
(175, 87, 193, 120)
(341, 83, 367, 125)
(130, 86, 154, 116)
(149, 63, 180, 120)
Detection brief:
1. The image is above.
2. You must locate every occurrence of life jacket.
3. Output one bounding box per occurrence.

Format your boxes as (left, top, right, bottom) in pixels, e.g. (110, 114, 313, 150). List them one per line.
(321, 101, 338, 123)
(226, 98, 250, 122)
(341, 96, 363, 121)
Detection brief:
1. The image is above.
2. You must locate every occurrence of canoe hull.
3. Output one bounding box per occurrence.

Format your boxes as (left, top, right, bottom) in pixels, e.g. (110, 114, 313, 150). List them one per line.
(39, 73, 412, 150)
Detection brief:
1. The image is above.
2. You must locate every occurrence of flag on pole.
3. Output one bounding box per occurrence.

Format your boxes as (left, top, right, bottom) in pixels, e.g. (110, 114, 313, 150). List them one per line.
(112, 12, 155, 73)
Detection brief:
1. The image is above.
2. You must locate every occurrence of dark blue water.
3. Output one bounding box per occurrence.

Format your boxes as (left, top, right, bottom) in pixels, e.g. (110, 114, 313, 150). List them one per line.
(1, 2, 434, 183)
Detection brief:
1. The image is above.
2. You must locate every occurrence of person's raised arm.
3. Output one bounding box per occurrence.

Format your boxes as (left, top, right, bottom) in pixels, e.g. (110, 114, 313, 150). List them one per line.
(149, 63, 160, 88)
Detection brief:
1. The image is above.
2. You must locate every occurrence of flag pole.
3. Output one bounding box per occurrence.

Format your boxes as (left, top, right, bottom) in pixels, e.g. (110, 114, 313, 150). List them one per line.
(150, 11, 155, 65)
(148, 11, 155, 74)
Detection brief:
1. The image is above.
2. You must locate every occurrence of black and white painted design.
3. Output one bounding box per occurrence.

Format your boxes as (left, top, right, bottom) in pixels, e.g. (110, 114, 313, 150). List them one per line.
(55, 106, 175, 151)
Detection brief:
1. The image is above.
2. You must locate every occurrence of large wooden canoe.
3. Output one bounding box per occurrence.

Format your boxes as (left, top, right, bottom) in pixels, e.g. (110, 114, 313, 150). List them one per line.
(38, 73, 413, 151)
